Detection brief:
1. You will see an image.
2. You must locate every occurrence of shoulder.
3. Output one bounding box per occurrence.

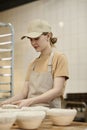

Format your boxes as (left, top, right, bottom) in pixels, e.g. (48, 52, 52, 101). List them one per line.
(53, 51, 68, 63)
(52, 51, 69, 79)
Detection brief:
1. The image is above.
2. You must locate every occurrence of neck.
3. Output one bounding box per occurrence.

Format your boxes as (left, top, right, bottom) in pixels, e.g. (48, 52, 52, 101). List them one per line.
(41, 47, 52, 56)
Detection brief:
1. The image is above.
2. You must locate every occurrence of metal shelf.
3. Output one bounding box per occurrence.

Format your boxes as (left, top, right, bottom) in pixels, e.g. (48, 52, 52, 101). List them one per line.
(0, 57, 12, 61)
(0, 82, 11, 85)
(0, 22, 14, 99)
(0, 33, 12, 37)
(0, 49, 12, 52)
(0, 74, 12, 76)
(0, 41, 12, 45)
(0, 90, 11, 93)
(0, 66, 11, 69)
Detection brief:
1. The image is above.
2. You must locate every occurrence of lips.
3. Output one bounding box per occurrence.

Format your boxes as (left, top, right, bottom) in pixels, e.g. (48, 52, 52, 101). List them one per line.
(34, 46, 39, 49)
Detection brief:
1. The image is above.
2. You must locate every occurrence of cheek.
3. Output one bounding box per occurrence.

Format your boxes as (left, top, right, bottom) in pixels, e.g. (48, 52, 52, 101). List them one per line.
(40, 37, 47, 45)
(39, 40, 46, 48)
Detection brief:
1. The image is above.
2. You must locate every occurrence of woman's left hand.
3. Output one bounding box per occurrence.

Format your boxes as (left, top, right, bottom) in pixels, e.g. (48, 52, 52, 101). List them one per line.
(12, 98, 34, 108)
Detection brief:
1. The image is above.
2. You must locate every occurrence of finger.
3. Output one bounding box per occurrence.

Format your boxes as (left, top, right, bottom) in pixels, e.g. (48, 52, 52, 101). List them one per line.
(18, 103, 24, 109)
(0, 101, 9, 106)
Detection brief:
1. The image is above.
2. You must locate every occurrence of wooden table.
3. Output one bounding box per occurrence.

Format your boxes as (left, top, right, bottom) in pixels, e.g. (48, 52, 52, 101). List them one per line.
(12, 120, 87, 130)
(39, 121, 87, 130)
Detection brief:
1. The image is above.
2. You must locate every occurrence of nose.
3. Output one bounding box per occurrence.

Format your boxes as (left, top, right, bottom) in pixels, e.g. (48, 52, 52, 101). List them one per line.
(31, 39, 37, 45)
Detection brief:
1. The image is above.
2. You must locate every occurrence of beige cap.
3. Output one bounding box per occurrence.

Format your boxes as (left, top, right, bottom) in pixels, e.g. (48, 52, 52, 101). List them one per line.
(22, 19, 51, 39)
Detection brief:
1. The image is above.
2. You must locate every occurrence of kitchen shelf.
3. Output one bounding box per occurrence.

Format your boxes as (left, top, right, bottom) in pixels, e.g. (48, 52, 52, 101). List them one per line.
(0, 33, 12, 37)
(0, 49, 12, 52)
(0, 57, 12, 61)
(0, 41, 12, 45)
(0, 90, 11, 93)
(0, 22, 14, 100)
(0, 82, 11, 85)
(0, 66, 11, 69)
(0, 73, 12, 77)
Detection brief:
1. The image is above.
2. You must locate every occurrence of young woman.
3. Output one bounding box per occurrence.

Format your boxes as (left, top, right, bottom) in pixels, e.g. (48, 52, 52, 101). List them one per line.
(0, 19, 69, 108)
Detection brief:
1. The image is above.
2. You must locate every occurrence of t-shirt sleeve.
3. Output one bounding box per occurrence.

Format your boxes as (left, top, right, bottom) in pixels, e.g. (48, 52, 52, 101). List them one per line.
(52, 53, 69, 80)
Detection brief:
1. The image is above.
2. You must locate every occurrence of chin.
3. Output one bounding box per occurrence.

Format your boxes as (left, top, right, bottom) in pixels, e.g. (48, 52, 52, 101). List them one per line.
(35, 48, 41, 52)
(36, 50, 41, 52)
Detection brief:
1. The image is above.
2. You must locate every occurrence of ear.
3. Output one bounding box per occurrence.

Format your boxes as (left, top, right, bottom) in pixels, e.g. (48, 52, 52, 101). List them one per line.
(47, 32, 52, 40)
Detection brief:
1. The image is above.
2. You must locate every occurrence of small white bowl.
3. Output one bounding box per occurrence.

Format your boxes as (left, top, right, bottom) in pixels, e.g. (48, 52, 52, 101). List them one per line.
(0, 113, 16, 130)
(17, 111, 46, 129)
(47, 108, 77, 126)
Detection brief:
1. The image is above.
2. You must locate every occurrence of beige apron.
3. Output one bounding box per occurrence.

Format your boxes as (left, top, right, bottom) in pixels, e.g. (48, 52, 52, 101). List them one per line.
(28, 52, 61, 108)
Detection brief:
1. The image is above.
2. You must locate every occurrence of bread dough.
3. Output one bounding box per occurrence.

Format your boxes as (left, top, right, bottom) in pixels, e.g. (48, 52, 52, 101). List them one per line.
(2, 104, 18, 109)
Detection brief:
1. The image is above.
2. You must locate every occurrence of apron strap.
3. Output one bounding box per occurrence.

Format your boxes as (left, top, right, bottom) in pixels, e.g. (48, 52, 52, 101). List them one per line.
(32, 52, 54, 71)
(48, 52, 54, 72)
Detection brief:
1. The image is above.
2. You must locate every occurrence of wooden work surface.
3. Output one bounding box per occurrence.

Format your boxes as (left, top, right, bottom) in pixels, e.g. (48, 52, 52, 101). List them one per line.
(11, 119, 87, 130)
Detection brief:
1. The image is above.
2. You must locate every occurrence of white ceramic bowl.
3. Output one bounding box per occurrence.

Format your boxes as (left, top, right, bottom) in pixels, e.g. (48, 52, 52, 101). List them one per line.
(0, 113, 16, 130)
(17, 111, 46, 129)
(47, 108, 77, 126)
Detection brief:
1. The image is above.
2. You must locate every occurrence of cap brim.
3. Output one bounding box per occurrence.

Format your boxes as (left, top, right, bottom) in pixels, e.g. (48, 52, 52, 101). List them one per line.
(21, 32, 42, 40)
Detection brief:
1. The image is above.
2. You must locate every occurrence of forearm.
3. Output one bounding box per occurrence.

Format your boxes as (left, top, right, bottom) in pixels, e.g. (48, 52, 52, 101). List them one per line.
(14, 88, 62, 108)
(32, 77, 65, 105)
(32, 88, 62, 104)
(5, 93, 25, 103)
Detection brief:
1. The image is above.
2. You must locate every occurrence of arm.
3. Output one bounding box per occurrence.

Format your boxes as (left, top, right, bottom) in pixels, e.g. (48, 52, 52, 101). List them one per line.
(0, 81, 29, 106)
(15, 76, 65, 108)
(31, 76, 65, 104)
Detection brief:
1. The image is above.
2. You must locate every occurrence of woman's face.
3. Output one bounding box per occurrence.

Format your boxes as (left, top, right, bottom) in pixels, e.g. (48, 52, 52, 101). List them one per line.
(29, 34, 51, 52)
